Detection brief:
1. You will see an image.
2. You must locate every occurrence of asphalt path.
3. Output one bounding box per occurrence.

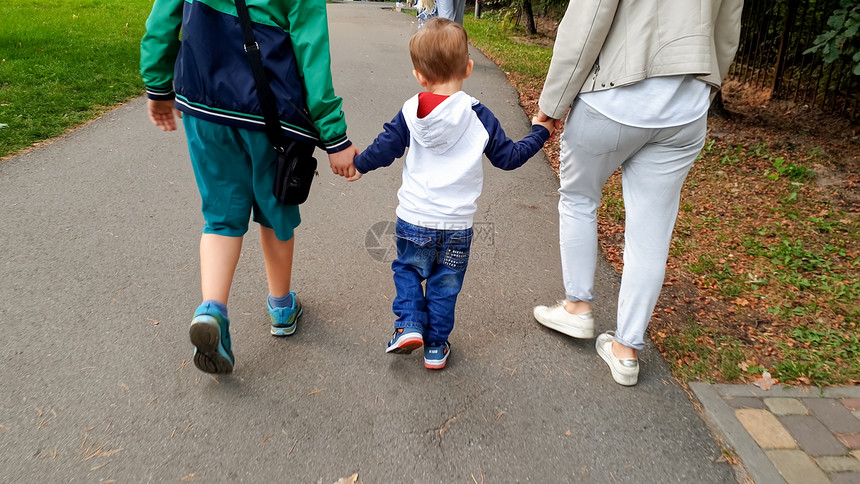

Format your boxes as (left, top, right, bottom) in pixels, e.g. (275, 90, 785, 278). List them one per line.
(0, 3, 737, 482)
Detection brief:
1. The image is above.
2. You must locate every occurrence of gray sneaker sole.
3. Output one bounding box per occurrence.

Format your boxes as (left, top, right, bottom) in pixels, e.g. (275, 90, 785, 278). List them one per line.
(190, 319, 233, 374)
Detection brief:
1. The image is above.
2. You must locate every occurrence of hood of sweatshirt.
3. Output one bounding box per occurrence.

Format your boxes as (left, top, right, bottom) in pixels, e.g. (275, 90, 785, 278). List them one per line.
(402, 91, 475, 155)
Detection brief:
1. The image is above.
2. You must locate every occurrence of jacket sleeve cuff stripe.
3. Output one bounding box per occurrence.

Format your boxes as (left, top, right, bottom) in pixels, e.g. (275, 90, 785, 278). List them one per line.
(146, 87, 175, 101)
(323, 137, 352, 154)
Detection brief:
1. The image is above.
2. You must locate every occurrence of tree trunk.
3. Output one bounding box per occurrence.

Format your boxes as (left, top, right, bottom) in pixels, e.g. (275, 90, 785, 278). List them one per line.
(522, 0, 537, 34)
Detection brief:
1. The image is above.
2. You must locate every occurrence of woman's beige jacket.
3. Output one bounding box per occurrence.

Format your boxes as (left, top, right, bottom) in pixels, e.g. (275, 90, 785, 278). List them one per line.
(539, 0, 744, 119)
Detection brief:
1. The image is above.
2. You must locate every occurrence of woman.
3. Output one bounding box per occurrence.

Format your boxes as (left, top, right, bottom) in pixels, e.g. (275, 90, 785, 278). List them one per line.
(533, 0, 743, 385)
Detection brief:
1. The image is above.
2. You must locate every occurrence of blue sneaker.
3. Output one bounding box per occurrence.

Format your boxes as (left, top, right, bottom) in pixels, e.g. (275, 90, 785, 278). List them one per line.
(386, 328, 424, 354)
(424, 341, 450, 369)
(189, 302, 234, 374)
(268, 291, 302, 336)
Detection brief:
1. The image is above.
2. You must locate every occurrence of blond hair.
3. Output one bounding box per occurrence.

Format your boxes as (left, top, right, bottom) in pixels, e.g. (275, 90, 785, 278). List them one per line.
(409, 18, 469, 84)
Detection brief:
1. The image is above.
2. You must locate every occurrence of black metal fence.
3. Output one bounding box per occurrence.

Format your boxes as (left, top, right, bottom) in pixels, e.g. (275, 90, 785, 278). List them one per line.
(729, 0, 859, 120)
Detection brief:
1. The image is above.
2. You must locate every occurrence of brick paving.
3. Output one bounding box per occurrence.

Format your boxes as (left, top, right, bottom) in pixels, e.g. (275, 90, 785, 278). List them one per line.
(690, 383, 860, 483)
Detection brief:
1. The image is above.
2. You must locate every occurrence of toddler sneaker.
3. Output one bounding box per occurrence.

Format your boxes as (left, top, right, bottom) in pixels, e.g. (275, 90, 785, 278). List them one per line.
(268, 291, 302, 336)
(189, 302, 235, 374)
(595, 332, 639, 386)
(386, 328, 424, 354)
(533, 302, 595, 339)
(424, 342, 450, 369)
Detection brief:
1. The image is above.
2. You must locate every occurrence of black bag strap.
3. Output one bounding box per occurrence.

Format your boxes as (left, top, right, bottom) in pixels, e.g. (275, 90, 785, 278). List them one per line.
(235, 0, 313, 151)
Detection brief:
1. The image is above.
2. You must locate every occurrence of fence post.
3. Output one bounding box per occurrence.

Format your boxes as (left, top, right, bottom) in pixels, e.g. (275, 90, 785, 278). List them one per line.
(770, 0, 799, 99)
(475, 0, 481, 18)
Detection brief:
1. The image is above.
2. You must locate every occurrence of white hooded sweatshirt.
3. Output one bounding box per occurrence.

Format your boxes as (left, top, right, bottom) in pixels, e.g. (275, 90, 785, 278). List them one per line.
(354, 91, 549, 228)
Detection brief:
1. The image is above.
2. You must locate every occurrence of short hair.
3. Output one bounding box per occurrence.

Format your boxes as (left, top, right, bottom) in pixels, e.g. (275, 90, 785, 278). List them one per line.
(409, 18, 470, 84)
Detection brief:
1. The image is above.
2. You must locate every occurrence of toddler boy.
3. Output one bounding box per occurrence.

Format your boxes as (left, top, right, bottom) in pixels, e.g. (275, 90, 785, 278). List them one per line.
(350, 18, 553, 369)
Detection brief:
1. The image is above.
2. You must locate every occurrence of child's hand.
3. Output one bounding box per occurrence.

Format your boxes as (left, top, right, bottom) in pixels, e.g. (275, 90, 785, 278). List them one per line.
(328, 146, 359, 178)
(148, 99, 181, 132)
(532, 116, 555, 136)
(533, 109, 564, 135)
(346, 172, 363, 182)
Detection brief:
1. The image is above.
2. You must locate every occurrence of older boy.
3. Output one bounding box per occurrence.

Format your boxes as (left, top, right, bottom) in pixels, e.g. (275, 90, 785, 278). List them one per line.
(350, 18, 553, 369)
(141, 0, 358, 374)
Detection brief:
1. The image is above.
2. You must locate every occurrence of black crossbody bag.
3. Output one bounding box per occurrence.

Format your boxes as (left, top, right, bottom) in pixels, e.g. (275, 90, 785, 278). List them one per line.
(235, 0, 317, 205)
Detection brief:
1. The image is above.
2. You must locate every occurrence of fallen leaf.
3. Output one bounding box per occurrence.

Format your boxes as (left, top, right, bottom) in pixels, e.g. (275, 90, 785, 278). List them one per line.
(753, 371, 775, 390)
(333, 473, 358, 484)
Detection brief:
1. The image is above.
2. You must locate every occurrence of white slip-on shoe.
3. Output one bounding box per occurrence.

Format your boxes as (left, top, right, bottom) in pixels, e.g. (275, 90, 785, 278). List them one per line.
(533, 302, 595, 339)
(595, 332, 639, 386)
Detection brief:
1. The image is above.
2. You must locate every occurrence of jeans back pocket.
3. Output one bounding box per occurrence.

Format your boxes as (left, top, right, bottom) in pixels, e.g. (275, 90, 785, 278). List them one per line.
(574, 102, 621, 155)
(441, 233, 472, 272)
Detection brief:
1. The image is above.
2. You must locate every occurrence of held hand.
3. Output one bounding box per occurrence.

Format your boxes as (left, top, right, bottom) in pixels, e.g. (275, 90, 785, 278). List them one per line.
(346, 172, 363, 182)
(147, 99, 181, 132)
(328, 145, 359, 178)
(532, 115, 555, 136)
(535, 109, 564, 132)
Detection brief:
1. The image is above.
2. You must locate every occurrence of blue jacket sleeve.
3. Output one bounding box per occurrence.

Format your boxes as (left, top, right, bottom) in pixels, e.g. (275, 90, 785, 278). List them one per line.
(354, 111, 411, 174)
(473, 104, 550, 170)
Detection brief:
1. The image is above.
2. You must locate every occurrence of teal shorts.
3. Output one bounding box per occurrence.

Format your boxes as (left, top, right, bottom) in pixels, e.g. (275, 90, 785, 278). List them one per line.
(184, 115, 301, 241)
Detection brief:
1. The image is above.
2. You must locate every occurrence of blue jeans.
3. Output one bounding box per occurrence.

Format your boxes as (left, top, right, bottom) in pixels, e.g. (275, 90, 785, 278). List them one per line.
(391, 218, 472, 344)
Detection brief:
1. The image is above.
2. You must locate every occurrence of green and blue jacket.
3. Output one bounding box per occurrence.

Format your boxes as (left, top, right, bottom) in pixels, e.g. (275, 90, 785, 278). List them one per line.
(140, 0, 351, 153)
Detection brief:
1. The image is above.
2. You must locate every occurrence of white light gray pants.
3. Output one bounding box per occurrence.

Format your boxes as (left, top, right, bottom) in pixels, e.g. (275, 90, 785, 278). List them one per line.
(558, 98, 707, 350)
(436, 0, 466, 24)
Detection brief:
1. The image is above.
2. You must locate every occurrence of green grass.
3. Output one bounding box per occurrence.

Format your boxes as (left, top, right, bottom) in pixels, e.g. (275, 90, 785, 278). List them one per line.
(675, 138, 860, 323)
(463, 15, 553, 90)
(601, 196, 625, 223)
(0, 0, 151, 159)
(692, 200, 858, 317)
(772, 324, 860, 384)
(656, 319, 717, 382)
(665, 136, 860, 385)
